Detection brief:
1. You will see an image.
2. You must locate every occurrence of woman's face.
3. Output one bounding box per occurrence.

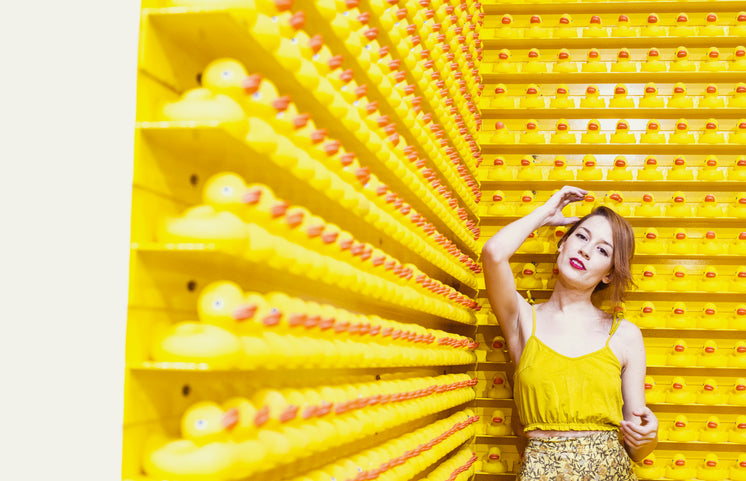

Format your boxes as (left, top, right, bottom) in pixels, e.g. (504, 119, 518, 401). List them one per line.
(557, 215, 614, 289)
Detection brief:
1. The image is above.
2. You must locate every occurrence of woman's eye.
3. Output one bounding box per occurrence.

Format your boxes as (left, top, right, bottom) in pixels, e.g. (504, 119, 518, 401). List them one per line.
(575, 233, 586, 240)
(599, 248, 609, 257)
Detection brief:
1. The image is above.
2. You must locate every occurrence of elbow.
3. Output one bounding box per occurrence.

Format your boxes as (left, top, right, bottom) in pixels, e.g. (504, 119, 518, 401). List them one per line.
(481, 242, 506, 264)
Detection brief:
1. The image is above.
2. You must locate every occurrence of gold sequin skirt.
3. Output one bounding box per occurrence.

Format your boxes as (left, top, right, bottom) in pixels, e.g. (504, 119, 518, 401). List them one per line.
(517, 431, 637, 481)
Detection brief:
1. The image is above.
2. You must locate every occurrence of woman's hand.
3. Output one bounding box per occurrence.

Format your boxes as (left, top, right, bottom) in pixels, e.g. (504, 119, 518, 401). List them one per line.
(540, 185, 588, 227)
(621, 407, 659, 462)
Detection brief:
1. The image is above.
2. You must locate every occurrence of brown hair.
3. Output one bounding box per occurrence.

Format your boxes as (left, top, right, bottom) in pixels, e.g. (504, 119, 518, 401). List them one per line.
(557, 206, 636, 307)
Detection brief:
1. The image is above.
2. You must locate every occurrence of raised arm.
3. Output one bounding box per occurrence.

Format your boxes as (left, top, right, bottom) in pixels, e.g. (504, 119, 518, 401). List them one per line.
(481, 186, 587, 363)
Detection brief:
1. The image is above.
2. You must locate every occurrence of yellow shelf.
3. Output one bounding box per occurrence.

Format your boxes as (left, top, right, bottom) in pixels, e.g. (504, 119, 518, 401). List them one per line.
(478, 289, 746, 302)
(478, 143, 746, 154)
(474, 435, 519, 443)
(474, 397, 516, 408)
(647, 366, 746, 376)
(482, 1, 746, 14)
(473, 474, 518, 481)
(477, 180, 746, 192)
(129, 362, 476, 375)
(478, 108, 746, 119)
(480, 216, 746, 228)
(649, 403, 746, 414)
(493, 253, 746, 264)
(482, 36, 746, 49)
(480, 72, 746, 83)
(640, 329, 746, 340)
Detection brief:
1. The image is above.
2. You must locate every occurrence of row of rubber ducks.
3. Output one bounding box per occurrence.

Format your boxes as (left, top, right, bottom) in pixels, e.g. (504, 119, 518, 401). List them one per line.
(488, 118, 746, 144)
(631, 301, 746, 331)
(483, 154, 746, 182)
(490, 82, 746, 109)
(283, 410, 479, 481)
(164, 57, 481, 246)
(664, 340, 746, 368)
(658, 414, 746, 443)
(422, 447, 476, 481)
(151, 280, 477, 369)
(492, 46, 746, 73)
(636, 452, 746, 481)
(490, 12, 746, 38)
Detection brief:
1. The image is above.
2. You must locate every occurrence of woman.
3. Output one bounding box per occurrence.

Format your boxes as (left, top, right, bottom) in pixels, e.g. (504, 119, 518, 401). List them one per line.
(482, 186, 658, 480)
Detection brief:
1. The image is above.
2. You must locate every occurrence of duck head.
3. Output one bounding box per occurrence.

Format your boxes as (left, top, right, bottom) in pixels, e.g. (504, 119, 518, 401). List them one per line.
(586, 119, 600, 132)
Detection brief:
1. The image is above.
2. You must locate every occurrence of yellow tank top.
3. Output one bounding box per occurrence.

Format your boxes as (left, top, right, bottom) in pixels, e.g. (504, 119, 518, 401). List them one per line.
(513, 305, 624, 432)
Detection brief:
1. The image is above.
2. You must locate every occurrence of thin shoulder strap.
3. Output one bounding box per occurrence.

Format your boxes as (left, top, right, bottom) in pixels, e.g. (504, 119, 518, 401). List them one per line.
(606, 313, 622, 345)
(531, 305, 537, 337)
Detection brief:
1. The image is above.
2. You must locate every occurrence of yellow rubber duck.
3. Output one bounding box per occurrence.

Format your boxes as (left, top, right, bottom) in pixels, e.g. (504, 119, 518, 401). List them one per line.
(144, 402, 239, 481)
(636, 227, 663, 252)
(487, 156, 515, 181)
(555, 14, 577, 38)
(639, 83, 664, 107)
(520, 84, 545, 109)
(524, 48, 547, 74)
(730, 119, 746, 144)
(517, 192, 538, 216)
(161, 86, 246, 124)
(554, 48, 577, 73)
(637, 265, 664, 291)
(610, 119, 636, 143)
(698, 84, 724, 108)
(609, 84, 635, 107)
(643, 14, 667, 37)
(636, 453, 664, 480)
(491, 84, 514, 109)
(733, 231, 746, 255)
(671, 46, 696, 72)
(575, 191, 598, 217)
(482, 447, 507, 473)
(668, 82, 693, 108)
(701, 13, 725, 36)
(607, 157, 633, 181)
(486, 410, 512, 436)
(698, 155, 725, 181)
(494, 49, 517, 74)
(733, 265, 746, 291)
(577, 154, 603, 180)
(601, 191, 630, 216)
(668, 338, 697, 365)
(582, 48, 607, 72)
(640, 120, 666, 144)
(495, 14, 519, 38)
(644, 375, 665, 404)
(697, 303, 721, 328)
(611, 48, 636, 72)
(517, 263, 544, 289)
(637, 156, 664, 181)
(732, 46, 746, 71)
(729, 377, 746, 403)
(697, 377, 727, 403)
(550, 84, 575, 109)
(668, 157, 694, 181)
(517, 155, 544, 181)
(668, 416, 697, 442)
(699, 118, 725, 144)
(584, 15, 607, 37)
(731, 454, 746, 481)
(579, 84, 606, 108)
(696, 194, 723, 218)
(487, 191, 512, 216)
(151, 322, 242, 368)
(551, 118, 577, 144)
(731, 83, 746, 108)
(669, 119, 697, 144)
(667, 191, 692, 217)
(701, 46, 727, 72)
(614, 14, 636, 37)
(198, 281, 256, 332)
(697, 453, 729, 481)
(730, 416, 746, 443)
(735, 12, 746, 36)
(157, 205, 248, 255)
(671, 265, 696, 291)
(699, 266, 726, 291)
(700, 417, 728, 442)
(581, 119, 606, 144)
(730, 156, 746, 181)
(520, 119, 546, 144)
(526, 15, 548, 39)
(548, 155, 575, 181)
(668, 228, 692, 255)
(490, 121, 515, 144)
(671, 13, 697, 37)
(487, 373, 512, 399)
(728, 193, 746, 218)
(640, 48, 666, 72)
(666, 377, 696, 404)
(486, 337, 508, 362)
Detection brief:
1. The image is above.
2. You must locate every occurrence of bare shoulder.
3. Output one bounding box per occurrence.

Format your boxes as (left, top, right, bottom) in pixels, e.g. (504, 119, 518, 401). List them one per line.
(612, 319, 645, 367)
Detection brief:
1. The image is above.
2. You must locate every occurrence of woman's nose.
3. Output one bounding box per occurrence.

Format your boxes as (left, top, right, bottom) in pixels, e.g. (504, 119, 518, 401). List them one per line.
(578, 248, 590, 259)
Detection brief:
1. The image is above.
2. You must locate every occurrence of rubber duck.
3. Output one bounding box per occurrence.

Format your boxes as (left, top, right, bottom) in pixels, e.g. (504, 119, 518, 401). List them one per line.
(611, 48, 636, 72)
(732, 46, 746, 71)
(640, 47, 666, 72)
(671, 46, 696, 72)
(609, 84, 635, 108)
(669, 158, 694, 182)
(670, 13, 697, 37)
(555, 14, 577, 38)
(733, 265, 746, 292)
(671, 265, 697, 291)
(550, 84, 575, 109)
(644, 375, 665, 404)
(610, 119, 636, 143)
(643, 14, 667, 37)
(701, 13, 725, 36)
(732, 342, 746, 367)
(732, 83, 746, 108)
(577, 154, 603, 180)
(523, 48, 547, 74)
(732, 156, 746, 182)
(158, 205, 248, 255)
(668, 300, 694, 327)
(730, 119, 746, 144)
(670, 120, 697, 145)
(669, 416, 697, 442)
(152, 322, 242, 368)
(575, 192, 598, 217)
(696, 155, 725, 181)
(699, 378, 727, 406)
(583, 15, 607, 37)
(696, 303, 721, 329)
(666, 377, 696, 403)
(495, 14, 519, 39)
(517, 191, 537, 216)
(732, 304, 746, 330)
(730, 416, 746, 443)
(731, 454, 746, 481)
(698, 84, 724, 109)
(637, 156, 664, 181)
(487, 191, 512, 216)
(735, 11, 746, 37)
(525, 15, 548, 39)
(582, 48, 607, 72)
(548, 155, 575, 181)
(699, 118, 725, 144)
(161, 88, 246, 122)
(640, 119, 666, 144)
(551, 118, 576, 144)
(668, 83, 694, 108)
(554, 48, 577, 73)
(579, 119, 605, 144)
(487, 373, 512, 399)
(638, 265, 664, 291)
(517, 155, 544, 181)
(697, 453, 729, 481)
(607, 156, 633, 181)
(482, 447, 507, 474)
(614, 14, 636, 37)
(487, 156, 515, 181)
(490, 121, 515, 144)
(667, 229, 691, 255)
(727, 192, 746, 218)
(668, 338, 697, 366)
(520, 84, 545, 109)
(522, 231, 546, 253)
(699, 265, 727, 292)
(602, 191, 630, 216)
(579, 85, 605, 108)
(728, 377, 746, 404)
(486, 337, 508, 362)
(696, 195, 723, 219)
(520, 120, 545, 144)
(636, 453, 664, 480)
(517, 263, 544, 289)
(494, 49, 517, 74)
(486, 409, 511, 435)
(637, 227, 663, 253)
(639, 83, 664, 107)
(491, 84, 514, 109)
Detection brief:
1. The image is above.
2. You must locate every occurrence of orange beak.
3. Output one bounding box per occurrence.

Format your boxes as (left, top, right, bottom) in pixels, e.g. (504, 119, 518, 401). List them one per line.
(559, 52, 569, 59)
(677, 50, 687, 58)
(674, 345, 685, 353)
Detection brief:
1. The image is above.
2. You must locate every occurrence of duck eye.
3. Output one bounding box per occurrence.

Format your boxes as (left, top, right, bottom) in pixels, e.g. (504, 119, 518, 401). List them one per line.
(194, 419, 207, 430)
(221, 186, 232, 196)
(252, 92, 262, 100)
(221, 70, 232, 80)
(312, 53, 320, 61)
(212, 299, 224, 310)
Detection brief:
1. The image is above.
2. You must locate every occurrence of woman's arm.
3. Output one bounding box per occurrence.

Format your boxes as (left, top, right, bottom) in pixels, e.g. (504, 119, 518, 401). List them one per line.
(619, 321, 658, 462)
(482, 186, 587, 363)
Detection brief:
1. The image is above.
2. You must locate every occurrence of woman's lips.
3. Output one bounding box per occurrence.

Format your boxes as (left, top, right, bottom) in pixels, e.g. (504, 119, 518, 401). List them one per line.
(569, 258, 586, 270)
